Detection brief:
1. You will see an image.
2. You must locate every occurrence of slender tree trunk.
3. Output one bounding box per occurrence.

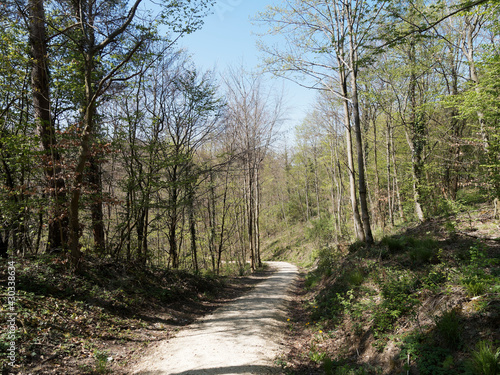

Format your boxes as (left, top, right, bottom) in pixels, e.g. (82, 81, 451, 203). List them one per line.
(373, 115, 383, 229)
(89, 156, 105, 253)
(304, 160, 310, 221)
(188, 189, 198, 273)
(246, 158, 256, 271)
(313, 146, 321, 219)
(342, 91, 365, 241)
(169, 196, 179, 268)
(0, 231, 8, 259)
(391, 133, 405, 221)
(349, 28, 373, 244)
(386, 118, 394, 226)
(407, 41, 425, 222)
(255, 167, 262, 268)
(334, 138, 344, 239)
(216, 167, 230, 275)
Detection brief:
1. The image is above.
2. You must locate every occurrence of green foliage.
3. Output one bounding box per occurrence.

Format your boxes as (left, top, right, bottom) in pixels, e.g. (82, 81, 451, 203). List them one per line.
(399, 331, 467, 375)
(322, 357, 379, 375)
(346, 268, 365, 287)
(409, 239, 439, 264)
(421, 263, 448, 291)
(380, 236, 406, 253)
(451, 27, 500, 198)
(308, 343, 328, 363)
(467, 341, 500, 375)
(434, 310, 461, 349)
(461, 244, 497, 297)
(313, 246, 340, 277)
(306, 216, 334, 243)
(373, 269, 419, 340)
(378, 235, 439, 264)
(416, 344, 456, 375)
(93, 349, 111, 374)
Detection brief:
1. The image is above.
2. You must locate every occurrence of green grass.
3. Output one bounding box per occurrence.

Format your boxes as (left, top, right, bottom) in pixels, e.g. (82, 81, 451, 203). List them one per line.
(468, 341, 500, 375)
(434, 310, 461, 349)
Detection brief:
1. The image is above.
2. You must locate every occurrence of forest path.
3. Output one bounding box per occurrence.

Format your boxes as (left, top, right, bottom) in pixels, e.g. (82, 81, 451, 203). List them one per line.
(129, 261, 298, 375)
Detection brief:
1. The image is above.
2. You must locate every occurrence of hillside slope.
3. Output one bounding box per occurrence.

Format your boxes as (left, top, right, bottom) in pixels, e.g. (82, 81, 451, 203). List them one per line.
(264, 207, 500, 374)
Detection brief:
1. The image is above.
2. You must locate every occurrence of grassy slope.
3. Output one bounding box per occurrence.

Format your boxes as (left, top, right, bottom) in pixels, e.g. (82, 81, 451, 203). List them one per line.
(0, 256, 254, 374)
(262, 205, 500, 374)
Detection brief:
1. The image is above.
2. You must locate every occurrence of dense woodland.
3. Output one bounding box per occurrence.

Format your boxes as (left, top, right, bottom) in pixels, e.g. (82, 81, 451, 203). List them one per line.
(1, 0, 499, 273)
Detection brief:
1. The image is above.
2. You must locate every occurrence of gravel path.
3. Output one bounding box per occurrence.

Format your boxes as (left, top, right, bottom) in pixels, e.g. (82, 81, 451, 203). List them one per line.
(129, 261, 298, 375)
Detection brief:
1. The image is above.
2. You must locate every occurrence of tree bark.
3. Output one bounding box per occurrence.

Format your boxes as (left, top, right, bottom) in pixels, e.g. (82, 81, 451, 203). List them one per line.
(407, 40, 425, 222)
(29, 0, 69, 252)
(340, 73, 364, 241)
(349, 41, 374, 243)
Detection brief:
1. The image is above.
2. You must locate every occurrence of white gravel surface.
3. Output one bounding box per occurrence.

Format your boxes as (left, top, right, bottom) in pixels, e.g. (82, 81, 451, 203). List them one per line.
(129, 261, 298, 375)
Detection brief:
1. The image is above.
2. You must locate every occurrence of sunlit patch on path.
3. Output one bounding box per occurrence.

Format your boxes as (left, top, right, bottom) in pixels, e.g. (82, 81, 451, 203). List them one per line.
(130, 262, 298, 375)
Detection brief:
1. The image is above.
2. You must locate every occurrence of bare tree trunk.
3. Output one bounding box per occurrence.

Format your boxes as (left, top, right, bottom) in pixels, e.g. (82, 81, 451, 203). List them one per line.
(246, 159, 256, 271)
(313, 146, 321, 219)
(391, 134, 405, 221)
(89, 156, 105, 253)
(342, 93, 365, 242)
(386, 119, 394, 226)
(407, 41, 425, 222)
(372, 114, 383, 229)
(255, 167, 262, 268)
(349, 26, 373, 244)
(188, 189, 198, 273)
(304, 160, 311, 221)
(29, 0, 69, 252)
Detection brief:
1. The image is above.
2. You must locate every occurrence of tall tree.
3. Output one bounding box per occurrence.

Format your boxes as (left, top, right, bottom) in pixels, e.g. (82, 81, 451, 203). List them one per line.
(224, 68, 282, 270)
(43, 0, 215, 265)
(28, 0, 70, 251)
(257, 0, 379, 243)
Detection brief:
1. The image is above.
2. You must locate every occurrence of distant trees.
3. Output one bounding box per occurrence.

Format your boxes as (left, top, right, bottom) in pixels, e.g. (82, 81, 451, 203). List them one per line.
(257, 0, 377, 243)
(257, 0, 500, 244)
(223, 68, 283, 270)
(1, 0, 499, 270)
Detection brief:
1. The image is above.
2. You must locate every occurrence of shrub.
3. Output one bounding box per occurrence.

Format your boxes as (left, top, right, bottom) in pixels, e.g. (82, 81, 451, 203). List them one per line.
(467, 341, 500, 375)
(409, 238, 439, 265)
(306, 216, 334, 243)
(346, 268, 364, 287)
(373, 269, 419, 338)
(380, 236, 406, 253)
(434, 310, 461, 349)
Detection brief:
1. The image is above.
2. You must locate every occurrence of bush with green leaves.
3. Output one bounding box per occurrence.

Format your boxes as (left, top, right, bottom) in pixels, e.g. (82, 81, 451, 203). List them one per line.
(461, 244, 497, 297)
(380, 236, 406, 253)
(307, 216, 335, 243)
(322, 357, 378, 375)
(93, 349, 111, 374)
(409, 242, 439, 265)
(373, 269, 419, 338)
(434, 309, 461, 349)
(467, 341, 500, 375)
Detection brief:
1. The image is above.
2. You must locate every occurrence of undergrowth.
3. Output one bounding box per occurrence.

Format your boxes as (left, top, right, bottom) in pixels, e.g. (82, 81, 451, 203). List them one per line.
(289, 227, 500, 374)
(0, 255, 225, 373)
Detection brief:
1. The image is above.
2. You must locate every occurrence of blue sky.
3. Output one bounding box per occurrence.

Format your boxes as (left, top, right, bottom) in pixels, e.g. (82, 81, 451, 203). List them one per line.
(178, 0, 317, 142)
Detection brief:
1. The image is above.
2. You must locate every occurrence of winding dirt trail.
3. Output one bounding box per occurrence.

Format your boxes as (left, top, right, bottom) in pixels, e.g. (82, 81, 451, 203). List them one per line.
(129, 261, 298, 375)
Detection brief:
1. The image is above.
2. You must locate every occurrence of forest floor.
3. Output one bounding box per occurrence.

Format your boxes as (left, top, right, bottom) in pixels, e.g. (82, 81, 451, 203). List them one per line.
(0, 259, 283, 375)
(128, 261, 298, 375)
(266, 204, 500, 374)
